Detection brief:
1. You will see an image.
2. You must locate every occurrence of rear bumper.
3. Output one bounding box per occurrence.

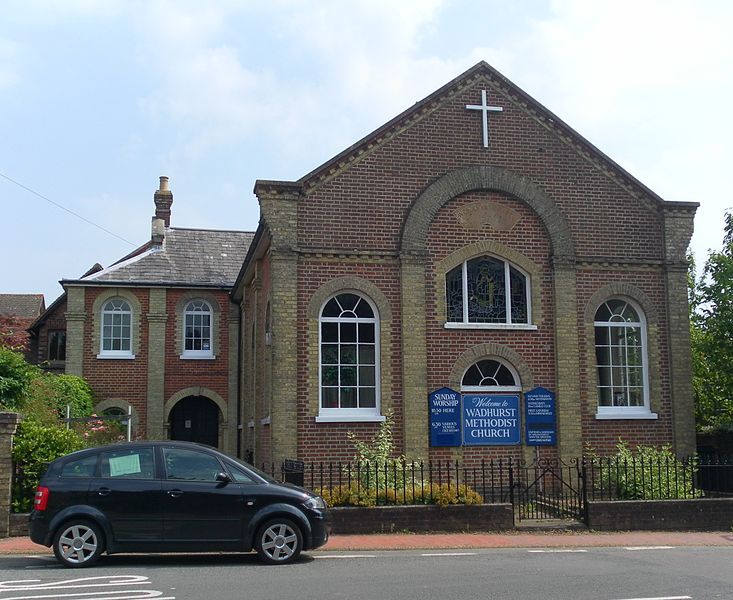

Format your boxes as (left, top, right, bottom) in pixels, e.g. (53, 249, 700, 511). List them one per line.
(28, 512, 51, 547)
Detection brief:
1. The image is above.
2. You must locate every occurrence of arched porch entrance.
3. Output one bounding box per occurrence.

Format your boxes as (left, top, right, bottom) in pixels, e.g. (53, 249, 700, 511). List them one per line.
(169, 395, 219, 448)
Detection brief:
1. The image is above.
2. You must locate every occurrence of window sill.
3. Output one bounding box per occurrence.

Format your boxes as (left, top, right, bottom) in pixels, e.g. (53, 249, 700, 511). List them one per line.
(316, 414, 387, 423)
(180, 353, 216, 360)
(444, 322, 538, 331)
(260, 416, 271, 426)
(595, 411, 658, 420)
(97, 353, 135, 360)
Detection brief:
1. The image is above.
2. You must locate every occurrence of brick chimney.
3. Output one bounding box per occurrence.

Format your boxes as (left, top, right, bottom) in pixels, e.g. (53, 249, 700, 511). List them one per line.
(151, 176, 172, 247)
(154, 176, 173, 227)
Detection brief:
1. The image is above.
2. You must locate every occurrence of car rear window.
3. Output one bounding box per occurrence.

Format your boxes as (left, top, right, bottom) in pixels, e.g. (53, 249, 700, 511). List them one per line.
(60, 454, 98, 478)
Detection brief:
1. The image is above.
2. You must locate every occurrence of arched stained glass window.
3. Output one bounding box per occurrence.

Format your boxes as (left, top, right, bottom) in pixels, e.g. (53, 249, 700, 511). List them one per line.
(447, 256, 529, 325)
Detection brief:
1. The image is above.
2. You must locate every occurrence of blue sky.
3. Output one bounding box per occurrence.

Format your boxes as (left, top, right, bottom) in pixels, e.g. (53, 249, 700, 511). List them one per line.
(2, 0, 731, 304)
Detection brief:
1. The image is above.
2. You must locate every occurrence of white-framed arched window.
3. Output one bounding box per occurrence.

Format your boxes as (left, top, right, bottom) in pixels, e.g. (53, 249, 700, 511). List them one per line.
(182, 300, 214, 358)
(317, 292, 381, 422)
(461, 358, 522, 393)
(446, 255, 531, 327)
(594, 298, 655, 419)
(99, 298, 133, 357)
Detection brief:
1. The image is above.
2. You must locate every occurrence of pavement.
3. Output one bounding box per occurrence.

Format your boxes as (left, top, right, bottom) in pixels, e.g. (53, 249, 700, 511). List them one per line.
(1, 530, 732, 555)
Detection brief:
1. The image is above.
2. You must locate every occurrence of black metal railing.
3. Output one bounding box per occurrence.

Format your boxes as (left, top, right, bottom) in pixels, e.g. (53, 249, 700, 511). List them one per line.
(259, 453, 733, 508)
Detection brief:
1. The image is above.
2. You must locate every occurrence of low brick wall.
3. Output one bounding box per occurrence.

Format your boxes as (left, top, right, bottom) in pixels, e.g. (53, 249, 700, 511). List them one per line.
(10, 514, 28, 538)
(588, 498, 733, 531)
(331, 503, 514, 534)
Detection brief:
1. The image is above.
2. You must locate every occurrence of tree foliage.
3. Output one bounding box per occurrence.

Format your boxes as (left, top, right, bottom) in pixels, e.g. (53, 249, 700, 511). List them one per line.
(0, 347, 39, 410)
(0, 315, 30, 352)
(690, 210, 733, 431)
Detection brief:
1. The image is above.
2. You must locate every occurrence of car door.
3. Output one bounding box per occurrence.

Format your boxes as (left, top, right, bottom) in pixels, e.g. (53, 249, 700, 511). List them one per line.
(89, 446, 162, 543)
(161, 445, 246, 544)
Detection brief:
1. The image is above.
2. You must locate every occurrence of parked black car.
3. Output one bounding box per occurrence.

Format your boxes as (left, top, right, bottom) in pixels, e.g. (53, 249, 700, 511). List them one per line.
(29, 441, 331, 567)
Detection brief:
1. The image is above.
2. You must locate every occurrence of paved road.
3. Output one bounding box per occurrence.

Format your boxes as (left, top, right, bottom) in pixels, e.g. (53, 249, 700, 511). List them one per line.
(0, 546, 732, 600)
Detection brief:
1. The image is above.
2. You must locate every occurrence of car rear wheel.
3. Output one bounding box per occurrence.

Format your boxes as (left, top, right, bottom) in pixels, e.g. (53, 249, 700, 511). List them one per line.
(53, 520, 104, 567)
(255, 518, 303, 565)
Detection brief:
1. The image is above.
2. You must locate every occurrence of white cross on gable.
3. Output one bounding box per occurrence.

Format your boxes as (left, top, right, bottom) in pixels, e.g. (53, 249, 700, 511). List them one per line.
(466, 89, 503, 148)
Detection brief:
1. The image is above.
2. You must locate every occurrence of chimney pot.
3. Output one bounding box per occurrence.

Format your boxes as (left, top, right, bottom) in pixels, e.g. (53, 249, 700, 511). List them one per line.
(158, 176, 170, 192)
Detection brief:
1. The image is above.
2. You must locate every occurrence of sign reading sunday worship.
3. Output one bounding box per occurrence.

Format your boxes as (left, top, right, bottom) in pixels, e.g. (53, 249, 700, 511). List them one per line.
(462, 394, 520, 446)
(429, 387, 461, 447)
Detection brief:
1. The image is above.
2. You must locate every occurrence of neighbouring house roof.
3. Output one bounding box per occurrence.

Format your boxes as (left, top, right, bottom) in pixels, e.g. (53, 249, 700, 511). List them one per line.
(0, 294, 45, 318)
(63, 227, 254, 289)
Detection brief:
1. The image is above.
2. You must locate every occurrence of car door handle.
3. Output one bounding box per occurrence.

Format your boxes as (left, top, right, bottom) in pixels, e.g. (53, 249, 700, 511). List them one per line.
(96, 487, 111, 497)
(167, 489, 183, 498)
(244, 499, 255, 506)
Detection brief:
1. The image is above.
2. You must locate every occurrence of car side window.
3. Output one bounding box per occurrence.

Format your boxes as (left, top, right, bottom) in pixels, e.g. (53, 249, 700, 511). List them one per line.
(226, 462, 256, 483)
(60, 455, 98, 478)
(163, 447, 223, 482)
(100, 448, 155, 480)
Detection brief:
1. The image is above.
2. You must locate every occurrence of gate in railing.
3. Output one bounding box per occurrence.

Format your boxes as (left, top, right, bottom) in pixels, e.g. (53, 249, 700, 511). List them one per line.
(511, 458, 587, 523)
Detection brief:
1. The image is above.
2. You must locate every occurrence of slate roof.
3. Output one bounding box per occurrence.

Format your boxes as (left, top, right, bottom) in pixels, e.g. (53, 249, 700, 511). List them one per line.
(66, 228, 254, 289)
(0, 294, 45, 318)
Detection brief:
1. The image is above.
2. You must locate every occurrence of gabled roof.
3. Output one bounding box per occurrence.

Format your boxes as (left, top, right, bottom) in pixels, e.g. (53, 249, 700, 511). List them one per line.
(0, 294, 45, 318)
(257, 61, 686, 209)
(63, 227, 255, 289)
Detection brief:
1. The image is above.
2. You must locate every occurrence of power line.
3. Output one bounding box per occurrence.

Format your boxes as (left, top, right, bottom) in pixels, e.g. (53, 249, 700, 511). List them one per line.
(0, 171, 136, 246)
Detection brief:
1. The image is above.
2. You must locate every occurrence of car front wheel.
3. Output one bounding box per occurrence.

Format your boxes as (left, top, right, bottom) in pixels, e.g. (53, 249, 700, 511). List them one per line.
(53, 520, 104, 567)
(255, 518, 303, 565)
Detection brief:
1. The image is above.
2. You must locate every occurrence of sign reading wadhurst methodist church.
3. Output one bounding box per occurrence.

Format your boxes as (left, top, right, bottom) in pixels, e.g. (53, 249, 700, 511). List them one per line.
(463, 394, 520, 446)
(429, 387, 461, 447)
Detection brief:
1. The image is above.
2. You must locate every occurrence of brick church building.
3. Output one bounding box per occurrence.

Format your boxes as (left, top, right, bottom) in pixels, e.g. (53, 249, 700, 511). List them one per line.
(32, 62, 698, 464)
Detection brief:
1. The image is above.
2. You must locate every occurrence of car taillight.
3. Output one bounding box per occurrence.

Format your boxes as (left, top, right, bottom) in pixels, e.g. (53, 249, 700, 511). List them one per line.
(34, 486, 49, 511)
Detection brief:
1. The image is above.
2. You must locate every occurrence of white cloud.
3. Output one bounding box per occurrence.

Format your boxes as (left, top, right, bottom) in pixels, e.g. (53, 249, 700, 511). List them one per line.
(0, 38, 21, 92)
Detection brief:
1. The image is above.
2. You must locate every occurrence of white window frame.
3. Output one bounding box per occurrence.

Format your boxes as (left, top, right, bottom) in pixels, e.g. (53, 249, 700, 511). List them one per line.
(460, 358, 522, 393)
(594, 298, 656, 420)
(181, 299, 215, 359)
(316, 292, 384, 423)
(98, 298, 134, 359)
(445, 256, 535, 330)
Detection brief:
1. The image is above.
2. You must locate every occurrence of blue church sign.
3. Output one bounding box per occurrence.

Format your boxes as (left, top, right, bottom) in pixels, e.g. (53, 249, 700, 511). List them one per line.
(462, 394, 520, 446)
(429, 387, 461, 447)
(524, 387, 557, 446)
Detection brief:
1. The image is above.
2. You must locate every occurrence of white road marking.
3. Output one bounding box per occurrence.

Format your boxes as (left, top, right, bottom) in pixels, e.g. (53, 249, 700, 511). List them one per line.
(623, 546, 676, 551)
(527, 549, 588, 553)
(0, 575, 174, 600)
(420, 552, 477, 557)
(611, 596, 691, 600)
(314, 554, 377, 559)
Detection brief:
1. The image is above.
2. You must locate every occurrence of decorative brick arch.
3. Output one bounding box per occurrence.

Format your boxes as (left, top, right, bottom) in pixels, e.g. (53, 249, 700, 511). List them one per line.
(307, 276, 392, 321)
(401, 165, 575, 259)
(164, 386, 228, 423)
(448, 343, 534, 392)
(584, 282, 659, 324)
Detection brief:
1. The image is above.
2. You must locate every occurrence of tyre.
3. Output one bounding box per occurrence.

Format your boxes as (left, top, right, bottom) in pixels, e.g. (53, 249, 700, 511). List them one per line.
(52, 520, 105, 567)
(255, 518, 303, 565)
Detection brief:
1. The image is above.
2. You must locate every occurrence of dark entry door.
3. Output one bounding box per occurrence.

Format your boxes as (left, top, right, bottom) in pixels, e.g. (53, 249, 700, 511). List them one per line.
(170, 396, 219, 448)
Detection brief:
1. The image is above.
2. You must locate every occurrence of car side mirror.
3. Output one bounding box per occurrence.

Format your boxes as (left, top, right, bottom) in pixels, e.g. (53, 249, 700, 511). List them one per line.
(215, 472, 231, 483)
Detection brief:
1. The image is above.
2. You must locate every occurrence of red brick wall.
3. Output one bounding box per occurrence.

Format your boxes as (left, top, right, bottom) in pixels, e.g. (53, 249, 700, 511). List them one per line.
(82, 288, 150, 433)
(282, 80, 672, 462)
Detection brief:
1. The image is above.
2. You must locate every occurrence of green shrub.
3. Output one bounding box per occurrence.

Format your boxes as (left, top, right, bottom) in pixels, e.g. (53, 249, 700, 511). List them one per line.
(590, 440, 701, 500)
(0, 348, 38, 410)
(11, 420, 84, 512)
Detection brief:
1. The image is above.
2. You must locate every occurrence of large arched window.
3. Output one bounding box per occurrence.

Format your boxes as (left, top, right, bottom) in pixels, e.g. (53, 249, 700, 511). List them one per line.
(446, 255, 530, 326)
(183, 300, 213, 358)
(594, 298, 653, 417)
(319, 292, 380, 420)
(100, 298, 132, 357)
(461, 358, 521, 392)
